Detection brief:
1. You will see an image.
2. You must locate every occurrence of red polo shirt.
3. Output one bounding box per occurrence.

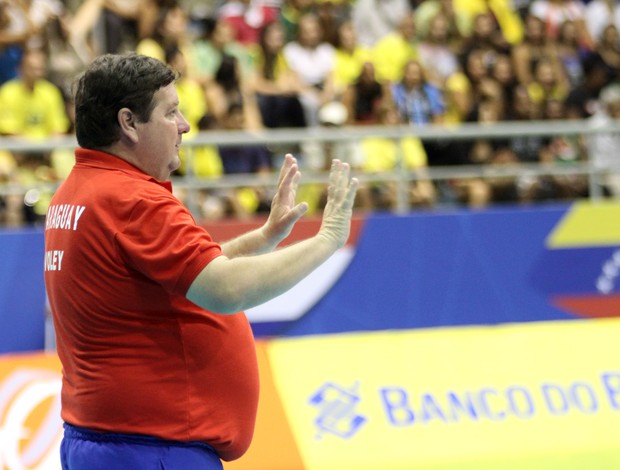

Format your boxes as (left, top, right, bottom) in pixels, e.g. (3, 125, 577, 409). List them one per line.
(44, 148, 259, 461)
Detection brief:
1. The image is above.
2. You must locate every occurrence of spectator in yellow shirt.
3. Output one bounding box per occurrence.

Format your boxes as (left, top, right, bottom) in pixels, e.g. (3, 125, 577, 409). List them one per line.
(0, 48, 69, 139)
(249, 21, 306, 129)
(356, 104, 436, 210)
(332, 20, 372, 96)
(453, 0, 524, 45)
(371, 13, 419, 84)
(0, 48, 70, 224)
(166, 46, 207, 139)
(165, 45, 210, 181)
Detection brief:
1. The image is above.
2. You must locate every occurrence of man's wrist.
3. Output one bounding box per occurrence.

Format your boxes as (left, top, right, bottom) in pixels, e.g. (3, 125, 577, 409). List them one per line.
(258, 224, 281, 252)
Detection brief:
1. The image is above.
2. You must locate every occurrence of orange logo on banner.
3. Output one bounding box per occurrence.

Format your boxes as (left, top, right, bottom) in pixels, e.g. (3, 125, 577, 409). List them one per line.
(0, 353, 63, 470)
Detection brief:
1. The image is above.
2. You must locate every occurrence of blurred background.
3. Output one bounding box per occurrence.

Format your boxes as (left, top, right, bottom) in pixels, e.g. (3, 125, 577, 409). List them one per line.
(1, 0, 620, 468)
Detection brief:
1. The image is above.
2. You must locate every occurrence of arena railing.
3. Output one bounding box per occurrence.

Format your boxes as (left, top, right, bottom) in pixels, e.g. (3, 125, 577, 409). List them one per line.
(1, 119, 619, 218)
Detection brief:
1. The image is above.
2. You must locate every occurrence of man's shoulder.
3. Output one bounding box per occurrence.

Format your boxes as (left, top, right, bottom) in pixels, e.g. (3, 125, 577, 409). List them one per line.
(53, 170, 184, 233)
(66, 165, 176, 203)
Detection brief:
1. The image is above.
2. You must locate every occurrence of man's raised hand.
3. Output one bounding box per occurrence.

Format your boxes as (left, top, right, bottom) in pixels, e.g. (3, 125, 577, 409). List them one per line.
(263, 154, 309, 246)
(318, 159, 359, 249)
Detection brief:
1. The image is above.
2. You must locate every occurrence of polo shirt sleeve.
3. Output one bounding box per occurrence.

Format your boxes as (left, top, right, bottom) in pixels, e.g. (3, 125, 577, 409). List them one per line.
(115, 192, 223, 296)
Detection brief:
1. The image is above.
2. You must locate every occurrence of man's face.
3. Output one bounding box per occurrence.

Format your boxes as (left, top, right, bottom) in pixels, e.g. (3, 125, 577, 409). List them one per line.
(134, 83, 189, 181)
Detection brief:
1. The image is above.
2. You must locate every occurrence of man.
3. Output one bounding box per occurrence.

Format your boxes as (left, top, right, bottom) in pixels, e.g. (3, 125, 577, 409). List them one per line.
(0, 47, 70, 223)
(44, 53, 358, 469)
(0, 48, 69, 138)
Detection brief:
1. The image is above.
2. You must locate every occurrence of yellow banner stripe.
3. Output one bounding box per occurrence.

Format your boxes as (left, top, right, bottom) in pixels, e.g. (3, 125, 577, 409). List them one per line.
(547, 201, 620, 248)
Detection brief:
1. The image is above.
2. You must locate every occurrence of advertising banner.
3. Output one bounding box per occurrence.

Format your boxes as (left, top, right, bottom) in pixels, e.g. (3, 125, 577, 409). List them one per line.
(0, 353, 62, 470)
(2, 322, 620, 470)
(283, 201, 620, 337)
(258, 319, 620, 469)
(2, 202, 620, 469)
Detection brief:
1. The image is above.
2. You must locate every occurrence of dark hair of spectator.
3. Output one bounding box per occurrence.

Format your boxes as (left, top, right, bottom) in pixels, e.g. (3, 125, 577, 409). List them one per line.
(215, 54, 240, 93)
(164, 44, 182, 66)
(258, 22, 278, 81)
(152, 2, 181, 45)
(74, 53, 177, 150)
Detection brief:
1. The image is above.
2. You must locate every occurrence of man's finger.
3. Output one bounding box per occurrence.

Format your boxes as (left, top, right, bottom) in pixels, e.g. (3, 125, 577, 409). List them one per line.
(276, 154, 295, 188)
(343, 178, 359, 211)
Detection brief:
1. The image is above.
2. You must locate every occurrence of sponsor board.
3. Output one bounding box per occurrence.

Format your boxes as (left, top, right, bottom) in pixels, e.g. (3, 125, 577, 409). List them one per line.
(0, 353, 62, 470)
(4, 320, 620, 470)
(266, 319, 620, 469)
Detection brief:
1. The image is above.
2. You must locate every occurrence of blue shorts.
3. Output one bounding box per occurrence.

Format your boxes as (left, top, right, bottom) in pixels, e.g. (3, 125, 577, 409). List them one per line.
(60, 423, 223, 470)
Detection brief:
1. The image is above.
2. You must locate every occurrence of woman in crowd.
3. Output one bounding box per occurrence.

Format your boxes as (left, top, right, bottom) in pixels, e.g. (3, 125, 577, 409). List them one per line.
(205, 53, 263, 130)
(250, 21, 306, 129)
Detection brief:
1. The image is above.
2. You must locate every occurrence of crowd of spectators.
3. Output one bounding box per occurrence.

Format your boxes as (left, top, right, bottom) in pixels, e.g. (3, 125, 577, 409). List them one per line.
(1, 0, 620, 225)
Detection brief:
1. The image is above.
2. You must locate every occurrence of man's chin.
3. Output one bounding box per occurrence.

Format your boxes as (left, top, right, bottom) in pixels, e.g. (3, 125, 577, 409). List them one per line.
(169, 157, 181, 174)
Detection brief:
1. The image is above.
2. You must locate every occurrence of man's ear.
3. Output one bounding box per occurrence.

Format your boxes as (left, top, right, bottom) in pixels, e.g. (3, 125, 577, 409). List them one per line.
(118, 108, 139, 144)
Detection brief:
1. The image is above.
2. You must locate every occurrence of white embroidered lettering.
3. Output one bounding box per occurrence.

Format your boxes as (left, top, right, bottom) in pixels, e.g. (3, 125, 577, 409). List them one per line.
(73, 206, 86, 230)
(44, 250, 64, 271)
(45, 204, 87, 231)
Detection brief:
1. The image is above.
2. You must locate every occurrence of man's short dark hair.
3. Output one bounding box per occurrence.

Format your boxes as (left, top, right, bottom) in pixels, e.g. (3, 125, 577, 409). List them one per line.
(74, 53, 177, 150)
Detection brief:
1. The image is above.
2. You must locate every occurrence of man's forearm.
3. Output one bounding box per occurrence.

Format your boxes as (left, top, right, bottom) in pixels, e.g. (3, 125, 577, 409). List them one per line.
(187, 234, 337, 314)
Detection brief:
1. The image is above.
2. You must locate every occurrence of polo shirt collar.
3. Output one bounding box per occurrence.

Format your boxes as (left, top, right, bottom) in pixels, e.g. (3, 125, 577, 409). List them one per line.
(74, 148, 173, 193)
